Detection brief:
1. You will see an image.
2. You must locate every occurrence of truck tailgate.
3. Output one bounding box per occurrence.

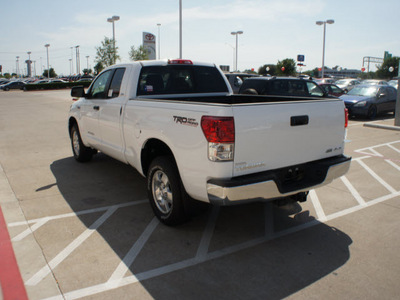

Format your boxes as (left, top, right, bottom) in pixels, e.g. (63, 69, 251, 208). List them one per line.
(232, 99, 346, 177)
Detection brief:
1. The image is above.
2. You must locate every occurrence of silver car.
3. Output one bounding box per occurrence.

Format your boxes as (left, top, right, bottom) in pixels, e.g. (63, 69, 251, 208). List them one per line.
(335, 78, 361, 92)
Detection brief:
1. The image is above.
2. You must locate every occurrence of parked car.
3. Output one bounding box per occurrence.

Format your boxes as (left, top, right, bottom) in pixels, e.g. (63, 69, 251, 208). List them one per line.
(335, 79, 361, 92)
(362, 79, 389, 86)
(319, 83, 347, 97)
(224, 72, 260, 94)
(0, 81, 26, 91)
(0, 79, 10, 85)
(239, 77, 326, 97)
(340, 84, 397, 119)
(314, 78, 336, 84)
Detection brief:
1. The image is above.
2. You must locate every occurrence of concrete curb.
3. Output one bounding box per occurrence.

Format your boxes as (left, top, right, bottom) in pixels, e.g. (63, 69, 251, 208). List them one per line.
(364, 123, 400, 131)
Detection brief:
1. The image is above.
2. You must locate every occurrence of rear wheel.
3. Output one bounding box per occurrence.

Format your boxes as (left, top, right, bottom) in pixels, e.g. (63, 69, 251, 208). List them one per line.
(367, 105, 377, 120)
(147, 156, 187, 225)
(70, 124, 95, 162)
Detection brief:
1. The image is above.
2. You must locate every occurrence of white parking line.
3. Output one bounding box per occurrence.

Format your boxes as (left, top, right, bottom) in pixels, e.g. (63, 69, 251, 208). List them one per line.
(17, 140, 400, 299)
(385, 159, 400, 171)
(25, 207, 118, 286)
(196, 206, 219, 261)
(107, 217, 159, 288)
(388, 143, 400, 154)
(309, 190, 327, 222)
(356, 159, 397, 194)
(340, 176, 366, 206)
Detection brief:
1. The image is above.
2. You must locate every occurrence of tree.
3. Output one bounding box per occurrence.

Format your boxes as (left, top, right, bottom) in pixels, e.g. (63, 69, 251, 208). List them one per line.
(93, 62, 104, 75)
(258, 64, 277, 76)
(276, 58, 296, 76)
(43, 68, 57, 78)
(129, 45, 149, 61)
(82, 68, 92, 75)
(376, 57, 400, 79)
(95, 37, 120, 68)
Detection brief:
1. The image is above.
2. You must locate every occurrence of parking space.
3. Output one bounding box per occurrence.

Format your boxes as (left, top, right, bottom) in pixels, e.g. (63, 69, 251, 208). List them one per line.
(1, 90, 400, 299)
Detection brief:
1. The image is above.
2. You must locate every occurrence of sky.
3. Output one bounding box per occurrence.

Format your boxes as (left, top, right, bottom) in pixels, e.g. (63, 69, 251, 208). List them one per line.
(1, 0, 399, 76)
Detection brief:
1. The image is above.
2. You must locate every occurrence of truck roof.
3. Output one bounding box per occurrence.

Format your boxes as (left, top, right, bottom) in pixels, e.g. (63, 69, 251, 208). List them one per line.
(107, 59, 217, 69)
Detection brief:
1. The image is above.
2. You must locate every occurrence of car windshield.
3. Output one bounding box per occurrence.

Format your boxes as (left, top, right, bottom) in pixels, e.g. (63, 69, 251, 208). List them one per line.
(347, 86, 378, 96)
(335, 80, 350, 85)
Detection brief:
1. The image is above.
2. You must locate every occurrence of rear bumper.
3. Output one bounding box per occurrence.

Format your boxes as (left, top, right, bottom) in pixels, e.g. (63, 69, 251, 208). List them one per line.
(207, 155, 351, 205)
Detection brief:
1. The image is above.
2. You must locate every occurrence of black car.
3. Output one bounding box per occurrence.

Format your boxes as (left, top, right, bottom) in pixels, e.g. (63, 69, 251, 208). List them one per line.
(340, 84, 397, 119)
(0, 81, 26, 91)
(238, 77, 326, 97)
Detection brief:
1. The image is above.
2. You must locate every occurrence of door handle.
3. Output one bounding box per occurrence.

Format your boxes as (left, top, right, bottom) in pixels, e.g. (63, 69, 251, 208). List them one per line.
(291, 115, 309, 126)
(93, 106, 100, 111)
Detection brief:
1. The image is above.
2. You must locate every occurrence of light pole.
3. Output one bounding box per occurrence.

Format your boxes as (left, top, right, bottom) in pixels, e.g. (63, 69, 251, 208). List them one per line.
(316, 19, 334, 79)
(27, 51, 32, 77)
(107, 15, 120, 64)
(231, 31, 243, 72)
(75, 45, 80, 75)
(69, 59, 72, 75)
(179, 0, 182, 58)
(70, 47, 74, 74)
(16, 56, 19, 77)
(44, 44, 50, 78)
(86, 56, 89, 72)
(157, 23, 161, 60)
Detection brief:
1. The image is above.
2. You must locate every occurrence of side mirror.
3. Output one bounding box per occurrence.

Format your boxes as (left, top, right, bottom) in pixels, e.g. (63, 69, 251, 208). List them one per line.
(71, 86, 86, 98)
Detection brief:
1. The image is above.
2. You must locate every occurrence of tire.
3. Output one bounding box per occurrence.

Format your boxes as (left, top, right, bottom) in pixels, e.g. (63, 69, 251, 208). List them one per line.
(367, 105, 377, 120)
(147, 156, 187, 225)
(4, 87, 9, 91)
(70, 124, 95, 162)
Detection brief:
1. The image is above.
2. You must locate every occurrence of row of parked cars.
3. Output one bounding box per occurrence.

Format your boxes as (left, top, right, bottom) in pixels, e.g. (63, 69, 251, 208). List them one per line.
(0, 76, 94, 91)
(225, 72, 398, 120)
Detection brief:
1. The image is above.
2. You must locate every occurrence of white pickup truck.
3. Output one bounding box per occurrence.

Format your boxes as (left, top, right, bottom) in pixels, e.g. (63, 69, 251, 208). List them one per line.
(68, 59, 351, 225)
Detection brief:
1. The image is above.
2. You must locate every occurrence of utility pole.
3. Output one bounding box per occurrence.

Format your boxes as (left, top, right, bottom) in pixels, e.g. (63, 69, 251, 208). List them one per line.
(75, 45, 80, 75)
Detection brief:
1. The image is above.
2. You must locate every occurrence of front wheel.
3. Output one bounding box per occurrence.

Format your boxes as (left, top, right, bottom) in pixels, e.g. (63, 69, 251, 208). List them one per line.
(70, 124, 95, 162)
(147, 156, 187, 225)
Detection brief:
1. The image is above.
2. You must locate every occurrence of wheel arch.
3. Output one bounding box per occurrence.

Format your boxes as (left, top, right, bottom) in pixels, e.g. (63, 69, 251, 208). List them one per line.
(68, 117, 78, 137)
(141, 138, 176, 177)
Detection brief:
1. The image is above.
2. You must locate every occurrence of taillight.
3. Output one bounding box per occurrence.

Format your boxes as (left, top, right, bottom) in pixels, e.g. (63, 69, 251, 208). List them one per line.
(345, 108, 348, 128)
(201, 116, 234, 161)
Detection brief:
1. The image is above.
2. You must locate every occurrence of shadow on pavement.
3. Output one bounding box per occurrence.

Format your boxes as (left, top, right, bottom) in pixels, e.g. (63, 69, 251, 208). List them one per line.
(49, 154, 352, 299)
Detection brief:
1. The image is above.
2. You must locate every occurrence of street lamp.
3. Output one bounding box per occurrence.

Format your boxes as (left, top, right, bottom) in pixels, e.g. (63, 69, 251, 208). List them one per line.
(16, 56, 20, 77)
(316, 19, 334, 79)
(86, 56, 89, 72)
(231, 31, 243, 72)
(44, 44, 50, 78)
(157, 23, 161, 60)
(107, 15, 120, 64)
(27, 51, 32, 77)
(75, 45, 80, 75)
(179, 0, 182, 58)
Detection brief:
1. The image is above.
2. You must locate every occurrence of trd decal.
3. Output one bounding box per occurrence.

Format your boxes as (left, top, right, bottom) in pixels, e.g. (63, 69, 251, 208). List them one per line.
(173, 116, 199, 127)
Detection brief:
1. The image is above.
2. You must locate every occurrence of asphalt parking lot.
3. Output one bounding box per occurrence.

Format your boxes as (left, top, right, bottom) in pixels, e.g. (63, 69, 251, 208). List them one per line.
(1, 90, 400, 300)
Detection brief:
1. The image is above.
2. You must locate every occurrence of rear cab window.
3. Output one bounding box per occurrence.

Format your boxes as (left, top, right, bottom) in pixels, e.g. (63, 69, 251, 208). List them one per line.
(137, 65, 229, 96)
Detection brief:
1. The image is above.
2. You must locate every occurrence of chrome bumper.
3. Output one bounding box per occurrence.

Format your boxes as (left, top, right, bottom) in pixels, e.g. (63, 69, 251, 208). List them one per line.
(207, 155, 351, 205)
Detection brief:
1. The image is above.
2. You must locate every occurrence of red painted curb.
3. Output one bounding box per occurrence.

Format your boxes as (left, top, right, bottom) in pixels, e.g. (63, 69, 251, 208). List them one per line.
(0, 206, 28, 300)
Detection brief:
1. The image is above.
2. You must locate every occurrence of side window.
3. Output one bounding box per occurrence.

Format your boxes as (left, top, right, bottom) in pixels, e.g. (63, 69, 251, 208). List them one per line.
(108, 68, 126, 98)
(88, 70, 113, 99)
(331, 85, 342, 93)
(306, 81, 324, 97)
